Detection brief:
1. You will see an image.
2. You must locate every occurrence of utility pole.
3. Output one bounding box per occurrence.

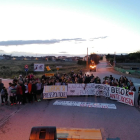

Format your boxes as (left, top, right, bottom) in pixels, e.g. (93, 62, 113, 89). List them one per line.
(86, 47, 88, 68)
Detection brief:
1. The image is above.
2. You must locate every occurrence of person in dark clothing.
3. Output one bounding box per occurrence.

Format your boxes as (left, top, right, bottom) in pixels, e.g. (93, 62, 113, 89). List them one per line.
(85, 75, 90, 83)
(0, 79, 4, 92)
(32, 81, 37, 102)
(78, 75, 83, 83)
(129, 82, 136, 91)
(20, 82, 26, 104)
(1, 86, 7, 105)
(41, 74, 46, 80)
(137, 87, 140, 108)
(16, 84, 23, 104)
(9, 84, 17, 105)
(109, 75, 113, 81)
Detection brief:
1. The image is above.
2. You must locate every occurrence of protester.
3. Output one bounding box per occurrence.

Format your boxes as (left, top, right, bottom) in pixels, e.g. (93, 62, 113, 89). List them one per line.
(109, 75, 113, 81)
(16, 84, 23, 104)
(129, 82, 136, 91)
(0, 86, 8, 105)
(3, 70, 138, 106)
(0, 79, 4, 92)
(32, 81, 37, 102)
(9, 84, 17, 105)
(36, 80, 42, 102)
(55, 79, 61, 85)
(28, 81, 32, 103)
(137, 87, 140, 108)
(24, 82, 29, 103)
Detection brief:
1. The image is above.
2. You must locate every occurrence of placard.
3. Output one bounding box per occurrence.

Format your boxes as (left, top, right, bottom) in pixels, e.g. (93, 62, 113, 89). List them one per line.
(43, 85, 67, 99)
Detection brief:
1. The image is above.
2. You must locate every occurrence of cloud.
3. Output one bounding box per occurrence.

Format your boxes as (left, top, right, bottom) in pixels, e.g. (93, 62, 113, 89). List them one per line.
(0, 50, 86, 57)
(59, 52, 68, 53)
(0, 38, 86, 46)
(89, 36, 108, 41)
(0, 50, 4, 52)
(0, 37, 107, 46)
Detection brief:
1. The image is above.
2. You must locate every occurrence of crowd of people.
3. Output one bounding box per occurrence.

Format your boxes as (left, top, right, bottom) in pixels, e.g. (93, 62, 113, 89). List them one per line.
(0, 71, 139, 108)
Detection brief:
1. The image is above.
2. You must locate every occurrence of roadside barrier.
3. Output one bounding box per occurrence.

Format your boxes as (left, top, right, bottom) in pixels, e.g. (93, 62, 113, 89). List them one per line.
(114, 67, 140, 75)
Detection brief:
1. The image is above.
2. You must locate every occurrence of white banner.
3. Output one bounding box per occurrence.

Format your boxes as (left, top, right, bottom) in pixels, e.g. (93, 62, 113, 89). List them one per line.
(109, 86, 120, 100)
(67, 83, 110, 97)
(67, 83, 95, 96)
(53, 100, 117, 109)
(117, 88, 134, 106)
(94, 84, 110, 97)
(34, 64, 44, 71)
(43, 85, 67, 99)
(43, 84, 135, 106)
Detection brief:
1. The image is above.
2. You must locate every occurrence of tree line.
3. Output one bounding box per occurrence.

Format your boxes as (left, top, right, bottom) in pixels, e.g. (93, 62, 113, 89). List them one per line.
(77, 54, 102, 65)
(106, 51, 140, 65)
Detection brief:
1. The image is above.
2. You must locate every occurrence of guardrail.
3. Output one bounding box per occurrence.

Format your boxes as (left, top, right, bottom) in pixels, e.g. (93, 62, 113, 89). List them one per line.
(114, 67, 140, 76)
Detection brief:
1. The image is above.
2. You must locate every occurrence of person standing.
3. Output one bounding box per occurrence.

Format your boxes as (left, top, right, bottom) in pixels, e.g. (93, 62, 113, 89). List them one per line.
(32, 81, 37, 102)
(9, 84, 17, 105)
(28, 81, 32, 103)
(0, 86, 7, 105)
(24, 82, 29, 103)
(129, 82, 136, 91)
(16, 84, 23, 104)
(0, 79, 4, 93)
(137, 87, 140, 108)
(20, 81, 25, 105)
(36, 80, 42, 102)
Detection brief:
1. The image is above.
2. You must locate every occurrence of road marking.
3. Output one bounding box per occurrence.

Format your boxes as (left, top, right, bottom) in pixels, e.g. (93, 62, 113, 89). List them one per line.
(0, 105, 26, 127)
(53, 100, 117, 109)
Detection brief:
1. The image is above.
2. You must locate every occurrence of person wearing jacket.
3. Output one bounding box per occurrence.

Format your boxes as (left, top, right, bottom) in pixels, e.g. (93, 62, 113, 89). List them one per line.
(36, 80, 42, 102)
(16, 84, 23, 104)
(9, 84, 17, 105)
(28, 81, 32, 103)
(32, 80, 37, 102)
(1, 86, 7, 105)
(24, 82, 28, 103)
(137, 87, 140, 108)
(0, 79, 4, 93)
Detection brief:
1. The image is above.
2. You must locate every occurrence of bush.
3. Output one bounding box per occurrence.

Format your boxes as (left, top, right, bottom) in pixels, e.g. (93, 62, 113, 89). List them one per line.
(77, 60, 86, 65)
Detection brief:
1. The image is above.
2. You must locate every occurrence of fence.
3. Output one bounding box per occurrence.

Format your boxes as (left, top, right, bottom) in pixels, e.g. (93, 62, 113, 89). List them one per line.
(114, 67, 140, 76)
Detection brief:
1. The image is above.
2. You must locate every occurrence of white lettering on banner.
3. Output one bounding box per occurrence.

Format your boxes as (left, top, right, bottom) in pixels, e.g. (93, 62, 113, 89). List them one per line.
(53, 100, 117, 109)
(117, 88, 134, 106)
(43, 84, 135, 106)
(43, 86, 67, 99)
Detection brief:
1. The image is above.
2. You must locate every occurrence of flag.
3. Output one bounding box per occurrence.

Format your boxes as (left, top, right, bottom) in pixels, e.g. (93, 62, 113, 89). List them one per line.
(46, 66, 51, 71)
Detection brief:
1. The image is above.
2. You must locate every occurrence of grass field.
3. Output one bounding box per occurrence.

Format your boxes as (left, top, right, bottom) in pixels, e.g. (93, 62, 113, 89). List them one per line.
(0, 60, 86, 78)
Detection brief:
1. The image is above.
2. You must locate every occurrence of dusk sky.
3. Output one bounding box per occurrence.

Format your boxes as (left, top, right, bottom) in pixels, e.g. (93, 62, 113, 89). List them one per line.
(0, 0, 140, 56)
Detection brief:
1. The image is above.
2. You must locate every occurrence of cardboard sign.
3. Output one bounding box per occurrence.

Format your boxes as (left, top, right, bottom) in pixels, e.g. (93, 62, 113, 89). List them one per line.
(43, 86, 67, 99)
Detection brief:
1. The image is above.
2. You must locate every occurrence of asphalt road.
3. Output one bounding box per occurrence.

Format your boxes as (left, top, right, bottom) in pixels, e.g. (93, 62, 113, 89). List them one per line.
(0, 60, 140, 140)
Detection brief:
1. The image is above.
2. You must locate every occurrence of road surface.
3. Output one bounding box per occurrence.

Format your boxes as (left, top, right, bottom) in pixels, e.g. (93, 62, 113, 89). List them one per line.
(0, 60, 140, 140)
